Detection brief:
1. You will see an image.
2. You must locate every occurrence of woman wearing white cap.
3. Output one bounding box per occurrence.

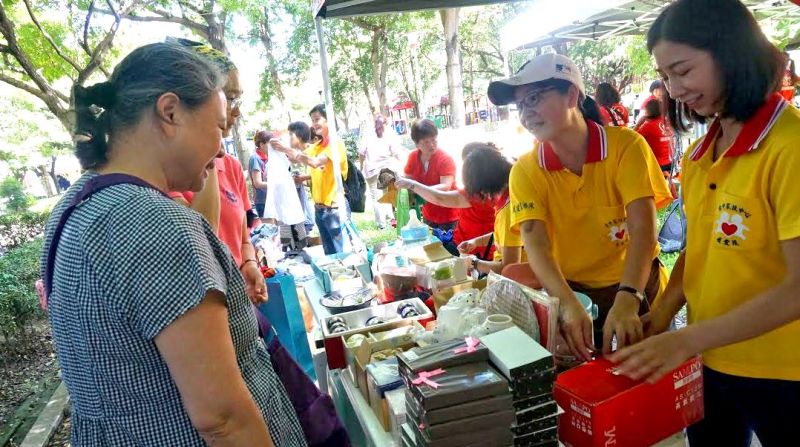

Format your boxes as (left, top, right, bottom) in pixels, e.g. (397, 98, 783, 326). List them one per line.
(488, 53, 672, 360)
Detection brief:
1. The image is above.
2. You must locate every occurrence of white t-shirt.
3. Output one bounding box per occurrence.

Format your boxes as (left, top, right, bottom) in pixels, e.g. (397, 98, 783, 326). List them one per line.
(264, 148, 304, 225)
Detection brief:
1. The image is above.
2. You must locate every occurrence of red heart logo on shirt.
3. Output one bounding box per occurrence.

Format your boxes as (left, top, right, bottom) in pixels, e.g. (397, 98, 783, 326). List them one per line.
(721, 222, 737, 236)
(615, 230, 625, 240)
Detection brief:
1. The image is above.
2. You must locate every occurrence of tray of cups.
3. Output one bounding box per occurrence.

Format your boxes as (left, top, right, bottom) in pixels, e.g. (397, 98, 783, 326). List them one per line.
(321, 297, 432, 339)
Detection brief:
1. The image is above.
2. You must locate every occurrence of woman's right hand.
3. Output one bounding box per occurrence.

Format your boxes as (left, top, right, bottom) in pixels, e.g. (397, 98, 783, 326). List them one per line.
(458, 239, 477, 254)
(394, 176, 414, 190)
(269, 139, 289, 153)
(559, 298, 595, 361)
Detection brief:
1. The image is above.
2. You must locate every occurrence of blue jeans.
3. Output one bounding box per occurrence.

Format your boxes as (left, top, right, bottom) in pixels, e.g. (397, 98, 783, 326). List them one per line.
(687, 366, 800, 446)
(315, 206, 344, 255)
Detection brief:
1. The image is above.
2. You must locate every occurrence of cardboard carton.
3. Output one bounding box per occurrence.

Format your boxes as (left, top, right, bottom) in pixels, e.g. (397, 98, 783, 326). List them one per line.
(554, 356, 704, 447)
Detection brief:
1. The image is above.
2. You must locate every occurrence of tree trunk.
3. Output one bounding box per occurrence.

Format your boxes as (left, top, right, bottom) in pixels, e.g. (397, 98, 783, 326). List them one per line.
(35, 165, 55, 197)
(410, 51, 421, 118)
(440, 8, 465, 129)
(49, 156, 60, 193)
(370, 29, 389, 116)
(258, 6, 290, 121)
(360, 79, 375, 115)
(231, 122, 248, 172)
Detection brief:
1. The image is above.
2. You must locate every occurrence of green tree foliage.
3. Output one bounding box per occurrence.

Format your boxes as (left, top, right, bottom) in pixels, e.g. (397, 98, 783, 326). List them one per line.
(566, 35, 656, 94)
(0, 0, 140, 131)
(0, 177, 31, 213)
(243, 0, 315, 112)
(0, 238, 45, 337)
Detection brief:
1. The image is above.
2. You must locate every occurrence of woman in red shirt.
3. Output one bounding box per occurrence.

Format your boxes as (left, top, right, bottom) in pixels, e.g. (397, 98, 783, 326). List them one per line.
(596, 82, 629, 126)
(636, 99, 674, 173)
(403, 119, 459, 231)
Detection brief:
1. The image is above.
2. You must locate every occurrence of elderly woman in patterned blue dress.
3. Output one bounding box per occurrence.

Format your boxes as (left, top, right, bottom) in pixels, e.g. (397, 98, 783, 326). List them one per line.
(41, 43, 306, 446)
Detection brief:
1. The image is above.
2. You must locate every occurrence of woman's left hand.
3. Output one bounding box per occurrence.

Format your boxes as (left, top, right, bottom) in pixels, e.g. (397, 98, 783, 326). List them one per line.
(241, 262, 268, 305)
(607, 329, 698, 384)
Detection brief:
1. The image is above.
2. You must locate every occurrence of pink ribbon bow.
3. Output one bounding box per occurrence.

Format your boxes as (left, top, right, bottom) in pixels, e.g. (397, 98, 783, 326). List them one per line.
(412, 368, 446, 389)
(453, 336, 480, 355)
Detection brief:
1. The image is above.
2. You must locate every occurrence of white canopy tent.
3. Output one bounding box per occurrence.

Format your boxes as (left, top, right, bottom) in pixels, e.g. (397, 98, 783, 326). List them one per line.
(511, 0, 800, 50)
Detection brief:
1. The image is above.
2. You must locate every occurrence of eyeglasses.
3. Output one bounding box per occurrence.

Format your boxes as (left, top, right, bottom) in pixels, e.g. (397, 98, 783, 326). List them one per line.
(227, 96, 243, 110)
(515, 87, 559, 110)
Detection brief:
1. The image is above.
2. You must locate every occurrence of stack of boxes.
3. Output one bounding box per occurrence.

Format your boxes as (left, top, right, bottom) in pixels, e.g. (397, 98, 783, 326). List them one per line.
(397, 338, 514, 447)
(480, 327, 559, 447)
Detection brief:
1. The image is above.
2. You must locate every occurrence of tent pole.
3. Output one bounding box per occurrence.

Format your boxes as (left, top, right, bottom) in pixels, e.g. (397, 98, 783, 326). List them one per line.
(315, 16, 335, 118)
(314, 16, 353, 242)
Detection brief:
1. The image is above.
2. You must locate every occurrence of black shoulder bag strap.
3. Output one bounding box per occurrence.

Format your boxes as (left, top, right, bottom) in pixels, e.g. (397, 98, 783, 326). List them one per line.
(44, 174, 170, 297)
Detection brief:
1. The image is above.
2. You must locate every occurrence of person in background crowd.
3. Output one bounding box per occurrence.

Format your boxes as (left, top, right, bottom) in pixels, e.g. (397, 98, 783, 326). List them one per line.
(261, 128, 307, 249)
(636, 99, 674, 173)
(398, 142, 521, 273)
(610, 1, 800, 444)
(287, 121, 315, 233)
(781, 51, 798, 103)
(634, 80, 667, 130)
(596, 82, 630, 126)
(359, 116, 403, 229)
(168, 39, 266, 305)
(273, 104, 348, 255)
(396, 142, 498, 259)
(488, 53, 672, 360)
(249, 131, 270, 218)
(56, 174, 71, 191)
(403, 119, 459, 235)
(43, 42, 305, 446)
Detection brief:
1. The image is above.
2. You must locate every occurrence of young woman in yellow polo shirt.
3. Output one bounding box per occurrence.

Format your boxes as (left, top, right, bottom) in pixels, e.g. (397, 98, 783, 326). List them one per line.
(610, 0, 800, 443)
(488, 53, 672, 360)
(395, 142, 523, 274)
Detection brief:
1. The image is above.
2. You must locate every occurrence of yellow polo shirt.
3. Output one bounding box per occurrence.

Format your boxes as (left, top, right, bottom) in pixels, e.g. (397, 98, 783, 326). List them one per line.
(306, 139, 348, 207)
(493, 201, 527, 263)
(682, 94, 800, 380)
(509, 121, 672, 288)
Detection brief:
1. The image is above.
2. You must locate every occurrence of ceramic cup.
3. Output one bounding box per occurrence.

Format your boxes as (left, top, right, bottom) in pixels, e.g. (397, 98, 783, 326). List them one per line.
(482, 314, 514, 334)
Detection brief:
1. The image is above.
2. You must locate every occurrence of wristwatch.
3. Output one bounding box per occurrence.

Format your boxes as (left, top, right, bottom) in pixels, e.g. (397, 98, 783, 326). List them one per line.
(471, 256, 480, 270)
(618, 285, 645, 302)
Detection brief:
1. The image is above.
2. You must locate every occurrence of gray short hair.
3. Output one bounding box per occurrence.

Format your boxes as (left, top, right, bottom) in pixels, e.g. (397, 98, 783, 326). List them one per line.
(72, 42, 225, 169)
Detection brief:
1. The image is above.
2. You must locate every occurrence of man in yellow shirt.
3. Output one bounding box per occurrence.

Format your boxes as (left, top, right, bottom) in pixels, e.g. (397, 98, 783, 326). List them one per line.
(275, 104, 348, 254)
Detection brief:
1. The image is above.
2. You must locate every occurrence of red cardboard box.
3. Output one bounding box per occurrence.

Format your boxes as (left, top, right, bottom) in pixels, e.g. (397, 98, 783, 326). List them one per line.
(554, 356, 704, 447)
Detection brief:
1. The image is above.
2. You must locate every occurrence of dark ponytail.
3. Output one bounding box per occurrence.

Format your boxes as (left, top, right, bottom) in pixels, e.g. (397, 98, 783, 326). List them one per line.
(528, 79, 605, 126)
(70, 43, 224, 170)
(578, 95, 604, 126)
(72, 82, 116, 169)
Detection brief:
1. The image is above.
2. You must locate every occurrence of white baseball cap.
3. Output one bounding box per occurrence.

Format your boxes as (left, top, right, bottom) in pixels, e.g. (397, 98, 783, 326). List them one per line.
(488, 53, 585, 106)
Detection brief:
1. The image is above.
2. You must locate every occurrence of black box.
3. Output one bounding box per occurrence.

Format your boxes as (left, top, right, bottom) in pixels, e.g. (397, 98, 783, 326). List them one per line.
(515, 400, 557, 426)
(408, 402, 515, 440)
(408, 362, 510, 411)
(509, 369, 556, 401)
(406, 388, 514, 426)
(398, 337, 490, 384)
(513, 392, 553, 412)
(408, 417, 514, 447)
(513, 427, 558, 447)
(510, 414, 558, 437)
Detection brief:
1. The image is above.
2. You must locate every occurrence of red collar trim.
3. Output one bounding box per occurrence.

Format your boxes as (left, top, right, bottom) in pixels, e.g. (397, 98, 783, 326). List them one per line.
(495, 191, 510, 210)
(321, 136, 330, 147)
(214, 156, 226, 172)
(538, 120, 607, 171)
(689, 94, 788, 162)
